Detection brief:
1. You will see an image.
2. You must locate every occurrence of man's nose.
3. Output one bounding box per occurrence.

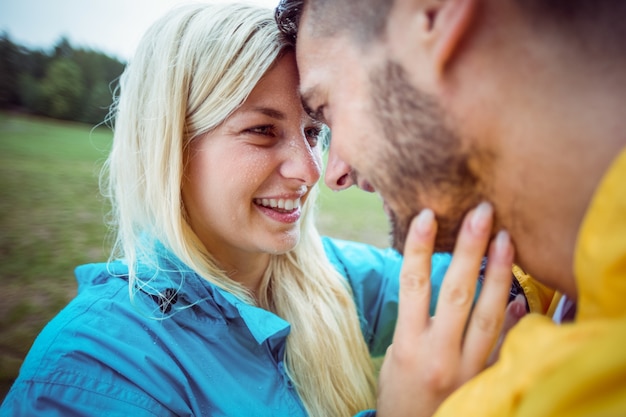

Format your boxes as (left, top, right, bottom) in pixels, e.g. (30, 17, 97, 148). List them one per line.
(324, 147, 355, 191)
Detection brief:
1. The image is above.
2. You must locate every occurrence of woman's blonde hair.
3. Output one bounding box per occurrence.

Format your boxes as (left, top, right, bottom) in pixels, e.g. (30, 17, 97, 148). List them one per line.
(102, 3, 376, 415)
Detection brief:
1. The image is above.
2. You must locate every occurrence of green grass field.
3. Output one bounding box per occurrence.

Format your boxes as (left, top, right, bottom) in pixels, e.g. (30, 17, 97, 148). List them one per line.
(0, 112, 390, 398)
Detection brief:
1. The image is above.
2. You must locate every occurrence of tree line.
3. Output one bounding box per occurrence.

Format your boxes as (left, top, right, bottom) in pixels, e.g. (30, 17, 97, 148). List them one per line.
(0, 33, 126, 125)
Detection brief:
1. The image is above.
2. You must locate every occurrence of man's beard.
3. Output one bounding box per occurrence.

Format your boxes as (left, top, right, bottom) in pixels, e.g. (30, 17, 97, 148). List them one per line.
(369, 60, 487, 254)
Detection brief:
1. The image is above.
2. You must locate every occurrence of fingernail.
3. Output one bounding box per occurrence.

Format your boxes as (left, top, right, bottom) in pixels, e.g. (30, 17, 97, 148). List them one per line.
(415, 208, 435, 237)
(471, 202, 493, 233)
(515, 294, 527, 315)
(494, 230, 510, 255)
(511, 298, 527, 318)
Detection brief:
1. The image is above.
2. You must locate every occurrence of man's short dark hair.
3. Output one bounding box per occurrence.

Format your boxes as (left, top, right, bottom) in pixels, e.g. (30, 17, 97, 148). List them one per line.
(275, 0, 393, 46)
(276, 0, 626, 52)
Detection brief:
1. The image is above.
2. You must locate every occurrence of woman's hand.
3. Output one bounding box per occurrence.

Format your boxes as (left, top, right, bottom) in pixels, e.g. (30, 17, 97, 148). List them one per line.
(377, 203, 514, 417)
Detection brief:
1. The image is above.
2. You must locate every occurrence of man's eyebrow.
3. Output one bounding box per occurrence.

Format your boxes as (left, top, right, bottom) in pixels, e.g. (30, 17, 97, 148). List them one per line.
(249, 106, 286, 120)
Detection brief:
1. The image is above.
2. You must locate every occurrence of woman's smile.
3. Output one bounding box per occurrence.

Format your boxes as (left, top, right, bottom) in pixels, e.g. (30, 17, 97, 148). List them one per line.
(254, 197, 303, 224)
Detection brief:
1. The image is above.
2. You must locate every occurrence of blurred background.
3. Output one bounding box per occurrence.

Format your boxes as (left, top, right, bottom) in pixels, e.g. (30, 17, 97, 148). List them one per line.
(0, 0, 390, 400)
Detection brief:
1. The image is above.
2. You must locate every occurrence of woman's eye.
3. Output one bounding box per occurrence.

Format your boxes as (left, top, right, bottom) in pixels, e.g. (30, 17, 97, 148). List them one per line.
(305, 126, 322, 148)
(248, 125, 275, 136)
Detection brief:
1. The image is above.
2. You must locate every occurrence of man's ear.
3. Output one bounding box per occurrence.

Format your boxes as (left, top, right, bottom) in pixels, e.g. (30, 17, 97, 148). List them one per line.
(387, 0, 478, 79)
(429, 0, 478, 76)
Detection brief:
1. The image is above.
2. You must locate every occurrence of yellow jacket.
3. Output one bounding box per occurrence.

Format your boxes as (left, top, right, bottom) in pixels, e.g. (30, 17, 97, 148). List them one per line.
(512, 264, 557, 316)
(438, 148, 626, 416)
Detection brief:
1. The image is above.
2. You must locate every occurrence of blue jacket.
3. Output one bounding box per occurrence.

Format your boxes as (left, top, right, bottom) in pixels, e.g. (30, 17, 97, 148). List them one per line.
(0, 238, 450, 416)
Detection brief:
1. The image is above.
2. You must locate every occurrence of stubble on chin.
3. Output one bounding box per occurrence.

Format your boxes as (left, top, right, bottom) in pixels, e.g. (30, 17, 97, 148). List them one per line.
(387, 191, 481, 254)
(370, 60, 485, 254)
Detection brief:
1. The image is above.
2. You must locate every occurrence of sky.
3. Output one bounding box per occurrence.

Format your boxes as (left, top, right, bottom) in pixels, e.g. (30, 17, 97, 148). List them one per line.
(0, 0, 280, 61)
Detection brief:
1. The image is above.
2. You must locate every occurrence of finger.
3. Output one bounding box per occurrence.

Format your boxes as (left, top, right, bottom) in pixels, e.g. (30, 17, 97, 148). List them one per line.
(486, 294, 527, 366)
(393, 209, 437, 352)
(432, 202, 494, 352)
(461, 230, 515, 377)
(501, 294, 527, 335)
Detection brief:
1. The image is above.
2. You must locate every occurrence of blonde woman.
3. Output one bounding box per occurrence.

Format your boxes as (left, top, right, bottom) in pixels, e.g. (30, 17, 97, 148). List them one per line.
(0, 3, 450, 416)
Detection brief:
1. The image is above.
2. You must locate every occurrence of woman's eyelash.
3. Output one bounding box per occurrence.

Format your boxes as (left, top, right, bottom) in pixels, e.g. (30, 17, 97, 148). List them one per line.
(245, 125, 322, 148)
(306, 126, 321, 136)
(248, 125, 275, 136)
(305, 126, 322, 147)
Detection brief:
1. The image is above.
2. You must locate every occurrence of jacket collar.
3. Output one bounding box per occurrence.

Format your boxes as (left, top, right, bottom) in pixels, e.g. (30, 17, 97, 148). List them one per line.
(79, 251, 291, 348)
(575, 147, 626, 320)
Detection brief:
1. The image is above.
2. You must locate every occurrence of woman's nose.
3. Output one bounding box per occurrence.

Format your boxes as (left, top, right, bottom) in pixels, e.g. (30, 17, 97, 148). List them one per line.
(280, 136, 322, 186)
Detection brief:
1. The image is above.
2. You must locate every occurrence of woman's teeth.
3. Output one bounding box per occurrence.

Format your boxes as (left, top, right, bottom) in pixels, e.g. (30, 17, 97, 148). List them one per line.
(254, 197, 301, 211)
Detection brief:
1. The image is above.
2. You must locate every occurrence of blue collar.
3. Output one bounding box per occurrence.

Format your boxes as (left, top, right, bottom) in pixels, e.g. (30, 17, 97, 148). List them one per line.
(76, 254, 291, 349)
